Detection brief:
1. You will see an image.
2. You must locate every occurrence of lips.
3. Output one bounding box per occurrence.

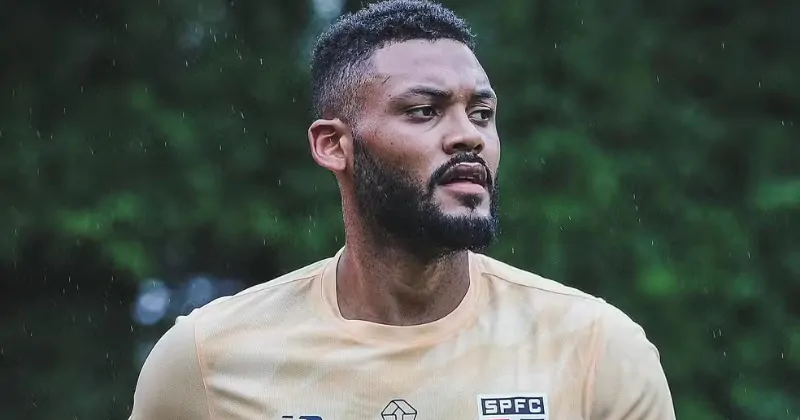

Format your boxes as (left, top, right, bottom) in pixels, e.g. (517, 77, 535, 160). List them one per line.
(437, 162, 488, 187)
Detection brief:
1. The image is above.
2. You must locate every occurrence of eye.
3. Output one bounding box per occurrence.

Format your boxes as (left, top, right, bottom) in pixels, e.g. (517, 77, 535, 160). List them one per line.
(406, 106, 438, 119)
(470, 108, 494, 122)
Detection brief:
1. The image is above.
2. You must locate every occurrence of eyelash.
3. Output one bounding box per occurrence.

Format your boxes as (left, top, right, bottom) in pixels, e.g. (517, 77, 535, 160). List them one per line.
(406, 106, 494, 122)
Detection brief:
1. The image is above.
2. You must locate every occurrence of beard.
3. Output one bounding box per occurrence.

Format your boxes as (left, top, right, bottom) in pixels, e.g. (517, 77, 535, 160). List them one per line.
(351, 135, 500, 262)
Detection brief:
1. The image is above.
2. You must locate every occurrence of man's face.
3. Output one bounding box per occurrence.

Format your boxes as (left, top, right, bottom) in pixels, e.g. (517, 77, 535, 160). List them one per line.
(350, 39, 501, 259)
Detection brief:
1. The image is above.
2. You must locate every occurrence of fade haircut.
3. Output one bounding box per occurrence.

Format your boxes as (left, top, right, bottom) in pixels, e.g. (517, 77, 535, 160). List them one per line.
(310, 0, 475, 123)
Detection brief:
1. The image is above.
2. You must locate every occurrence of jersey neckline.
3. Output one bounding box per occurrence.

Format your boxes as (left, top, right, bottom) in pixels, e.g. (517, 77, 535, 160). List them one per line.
(314, 247, 485, 346)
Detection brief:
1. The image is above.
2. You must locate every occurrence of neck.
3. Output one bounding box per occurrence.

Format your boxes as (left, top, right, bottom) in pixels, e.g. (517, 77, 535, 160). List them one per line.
(336, 228, 471, 326)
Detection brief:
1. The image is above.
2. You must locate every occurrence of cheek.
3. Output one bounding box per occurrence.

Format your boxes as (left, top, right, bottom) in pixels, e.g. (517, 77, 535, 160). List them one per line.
(482, 137, 501, 170)
(372, 125, 439, 171)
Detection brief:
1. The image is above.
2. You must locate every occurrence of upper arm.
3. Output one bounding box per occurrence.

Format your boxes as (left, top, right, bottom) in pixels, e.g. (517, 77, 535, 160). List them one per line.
(129, 314, 211, 420)
(589, 306, 676, 420)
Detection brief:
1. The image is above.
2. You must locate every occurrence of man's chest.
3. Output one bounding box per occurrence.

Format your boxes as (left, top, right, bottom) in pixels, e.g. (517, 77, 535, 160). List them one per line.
(202, 335, 592, 420)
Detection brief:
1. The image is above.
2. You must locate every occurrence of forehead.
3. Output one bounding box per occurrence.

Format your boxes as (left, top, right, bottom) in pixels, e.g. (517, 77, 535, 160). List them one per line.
(366, 39, 491, 97)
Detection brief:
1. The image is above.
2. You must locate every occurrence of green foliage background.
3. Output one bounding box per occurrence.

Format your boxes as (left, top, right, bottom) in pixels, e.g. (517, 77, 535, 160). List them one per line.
(1, 0, 797, 418)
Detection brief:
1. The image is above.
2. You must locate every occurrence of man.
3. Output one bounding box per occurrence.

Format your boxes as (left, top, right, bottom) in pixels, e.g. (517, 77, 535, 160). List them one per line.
(129, 1, 676, 419)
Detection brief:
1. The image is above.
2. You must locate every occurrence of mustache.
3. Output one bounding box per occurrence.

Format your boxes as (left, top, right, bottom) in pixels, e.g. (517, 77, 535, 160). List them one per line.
(429, 153, 493, 189)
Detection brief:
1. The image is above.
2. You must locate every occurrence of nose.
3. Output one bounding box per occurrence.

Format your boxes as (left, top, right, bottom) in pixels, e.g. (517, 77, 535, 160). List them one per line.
(442, 111, 485, 155)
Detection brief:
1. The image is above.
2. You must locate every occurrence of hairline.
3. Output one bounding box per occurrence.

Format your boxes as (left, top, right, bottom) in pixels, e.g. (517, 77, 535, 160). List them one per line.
(335, 38, 477, 125)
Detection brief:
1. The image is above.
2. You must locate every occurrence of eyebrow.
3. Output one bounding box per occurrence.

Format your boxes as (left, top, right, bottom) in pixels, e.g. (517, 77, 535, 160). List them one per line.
(392, 86, 497, 103)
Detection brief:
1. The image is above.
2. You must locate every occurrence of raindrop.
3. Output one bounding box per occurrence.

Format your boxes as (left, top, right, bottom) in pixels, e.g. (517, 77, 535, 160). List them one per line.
(656, 75, 660, 83)
(511, 247, 515, 254)
(721, 42, 725, 49)
(240, 111, 245, 119)
(277, 179, 282, 187)
(185, 60, 189, 67)
(260, 58, 264, 66)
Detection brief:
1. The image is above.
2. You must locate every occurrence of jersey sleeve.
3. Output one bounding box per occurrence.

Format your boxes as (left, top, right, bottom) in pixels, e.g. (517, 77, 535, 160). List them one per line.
(589, 305, 676, 420)
(129, 313, 211, 420)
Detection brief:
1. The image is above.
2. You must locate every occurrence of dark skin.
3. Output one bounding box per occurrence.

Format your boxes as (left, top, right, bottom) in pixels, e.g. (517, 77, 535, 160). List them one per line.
(308, 39, 500, 326)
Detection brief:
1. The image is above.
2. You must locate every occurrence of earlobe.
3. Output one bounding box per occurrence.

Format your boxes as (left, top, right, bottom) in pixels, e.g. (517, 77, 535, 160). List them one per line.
(308, 118, 349, 172)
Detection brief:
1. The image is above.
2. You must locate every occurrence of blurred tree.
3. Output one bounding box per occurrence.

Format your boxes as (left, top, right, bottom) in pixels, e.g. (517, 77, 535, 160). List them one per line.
(1, 0, 797, 418)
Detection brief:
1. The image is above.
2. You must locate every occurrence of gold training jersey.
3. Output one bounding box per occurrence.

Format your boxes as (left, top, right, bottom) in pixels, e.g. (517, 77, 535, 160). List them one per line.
(129, 249, 675, 420)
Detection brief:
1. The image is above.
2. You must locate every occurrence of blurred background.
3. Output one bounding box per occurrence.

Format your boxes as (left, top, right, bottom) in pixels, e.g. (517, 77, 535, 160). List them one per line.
(1, 0, 798, 418)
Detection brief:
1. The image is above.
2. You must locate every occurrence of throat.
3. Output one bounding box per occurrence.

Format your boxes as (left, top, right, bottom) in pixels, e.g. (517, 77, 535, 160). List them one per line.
(335, 245, 471, 326)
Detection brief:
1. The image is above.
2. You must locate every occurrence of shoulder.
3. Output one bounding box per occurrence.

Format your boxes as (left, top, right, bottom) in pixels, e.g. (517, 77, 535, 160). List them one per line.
(130, 310, 210, 419)
(589, 305, 675, 418)
(189, 256, 331, 329)
(472, 252, 606, 304)
(472, 252, 650, 343)
(471, 254, 673, 417)
(130, 257, 333, 419)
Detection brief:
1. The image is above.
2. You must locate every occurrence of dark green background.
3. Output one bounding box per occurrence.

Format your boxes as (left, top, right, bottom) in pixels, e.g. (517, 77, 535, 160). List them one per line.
(2, 0, 798, 418)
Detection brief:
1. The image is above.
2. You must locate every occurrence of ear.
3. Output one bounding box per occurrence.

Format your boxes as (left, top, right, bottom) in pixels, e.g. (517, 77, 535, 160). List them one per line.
(308, 118, 351, 173)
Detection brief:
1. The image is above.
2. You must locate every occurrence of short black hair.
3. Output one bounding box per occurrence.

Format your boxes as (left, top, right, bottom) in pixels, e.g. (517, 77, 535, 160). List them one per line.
(310, 0, 475, 122)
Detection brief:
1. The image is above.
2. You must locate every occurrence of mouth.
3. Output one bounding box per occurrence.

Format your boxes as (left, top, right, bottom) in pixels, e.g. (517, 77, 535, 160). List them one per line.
(437, 162, 489, 192)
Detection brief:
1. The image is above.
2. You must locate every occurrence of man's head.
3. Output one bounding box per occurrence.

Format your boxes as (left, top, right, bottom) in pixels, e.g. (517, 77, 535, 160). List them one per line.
(308, 0, 501, 261)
